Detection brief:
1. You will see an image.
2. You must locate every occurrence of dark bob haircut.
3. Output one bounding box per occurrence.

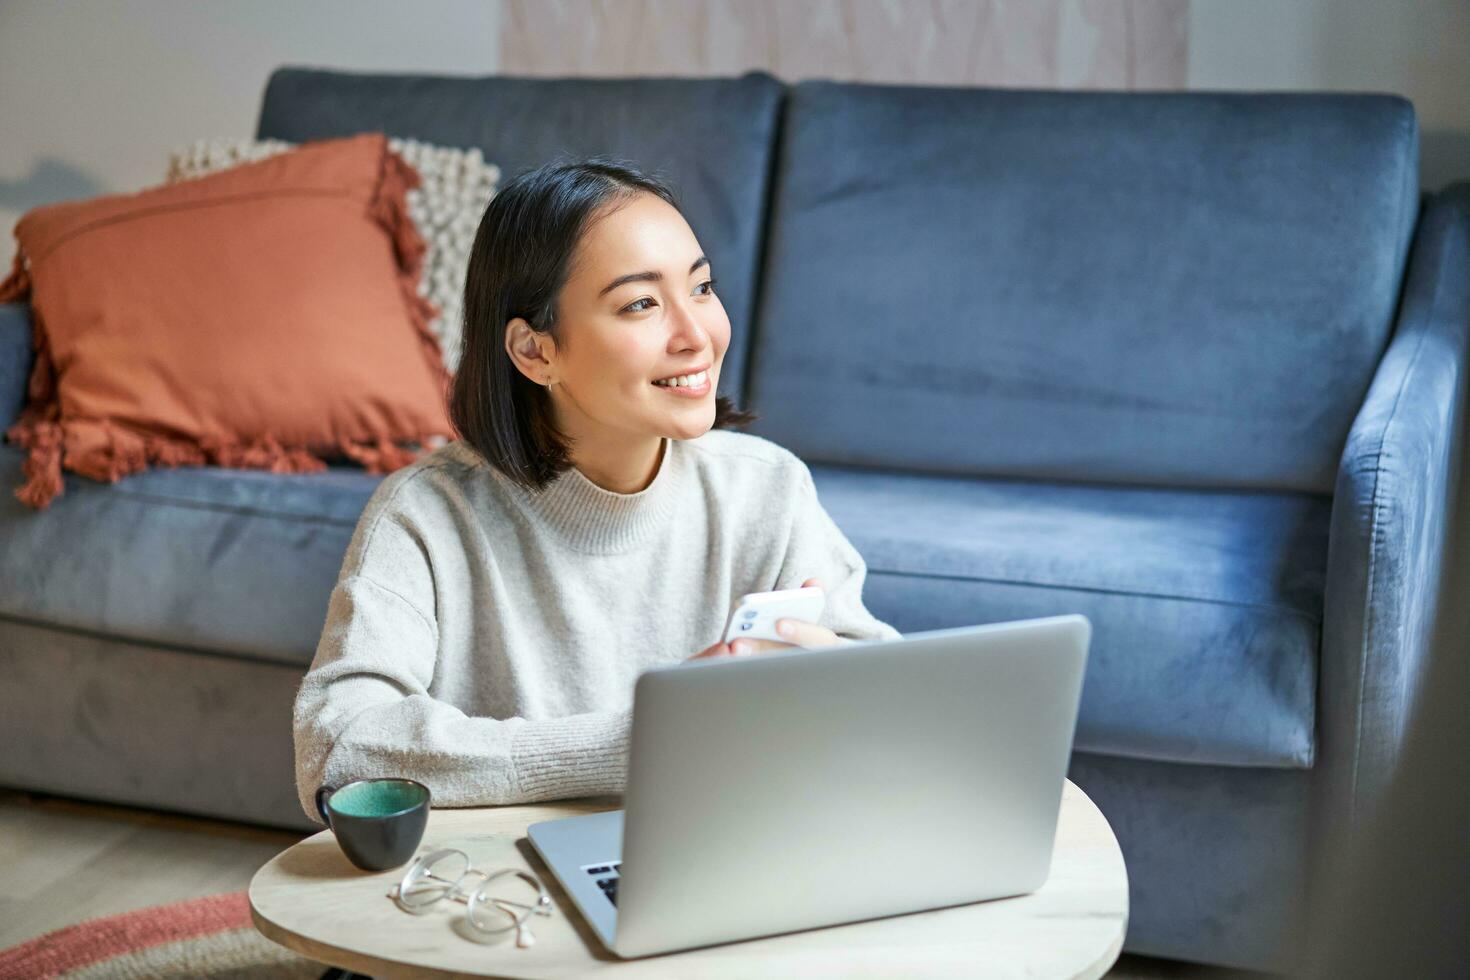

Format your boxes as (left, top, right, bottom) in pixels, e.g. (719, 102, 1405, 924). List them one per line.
(448, 155, 757, 492)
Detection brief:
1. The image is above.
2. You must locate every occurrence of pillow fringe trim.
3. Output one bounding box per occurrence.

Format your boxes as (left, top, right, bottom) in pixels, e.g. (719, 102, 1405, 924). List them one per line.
(5, 416, 448, 510)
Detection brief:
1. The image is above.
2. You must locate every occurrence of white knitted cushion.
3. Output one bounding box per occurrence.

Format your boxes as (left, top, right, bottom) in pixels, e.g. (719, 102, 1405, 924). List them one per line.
(167, 136, 500, 375)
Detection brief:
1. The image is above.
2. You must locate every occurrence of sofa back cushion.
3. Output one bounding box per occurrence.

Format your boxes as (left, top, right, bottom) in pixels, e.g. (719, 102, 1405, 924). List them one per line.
(256, 67, 785, 407)
(744, 85, 1419, 491)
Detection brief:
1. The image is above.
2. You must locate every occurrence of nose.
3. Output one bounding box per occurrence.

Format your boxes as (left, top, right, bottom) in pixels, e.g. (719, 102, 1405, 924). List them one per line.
(667, 293, 711, 350)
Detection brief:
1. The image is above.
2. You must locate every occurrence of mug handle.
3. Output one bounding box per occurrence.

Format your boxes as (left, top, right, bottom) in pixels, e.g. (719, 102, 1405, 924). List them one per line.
(314, 784, 336, 827)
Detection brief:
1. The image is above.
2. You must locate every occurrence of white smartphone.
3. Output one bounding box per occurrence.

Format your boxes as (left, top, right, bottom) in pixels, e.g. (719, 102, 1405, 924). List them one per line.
(721, 586, 826, 645)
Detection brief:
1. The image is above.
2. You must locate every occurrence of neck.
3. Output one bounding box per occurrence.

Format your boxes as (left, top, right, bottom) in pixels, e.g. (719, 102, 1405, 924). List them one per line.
(487, 432, 683, 554)
(568, 433, 667, 494)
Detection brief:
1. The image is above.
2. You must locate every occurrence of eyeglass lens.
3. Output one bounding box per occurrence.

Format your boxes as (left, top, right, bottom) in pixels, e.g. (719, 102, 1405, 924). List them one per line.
(399, 848, 469, 909)
(468, 872, 544, 932)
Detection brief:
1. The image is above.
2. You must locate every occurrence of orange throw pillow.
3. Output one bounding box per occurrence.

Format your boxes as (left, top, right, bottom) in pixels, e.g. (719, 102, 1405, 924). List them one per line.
(0, 131, 455, 510)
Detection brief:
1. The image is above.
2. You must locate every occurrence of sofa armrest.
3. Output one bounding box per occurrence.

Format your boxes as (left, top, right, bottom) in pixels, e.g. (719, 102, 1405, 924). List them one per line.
(0, 302, 34, 433)
(1321, 183, 1470, 840)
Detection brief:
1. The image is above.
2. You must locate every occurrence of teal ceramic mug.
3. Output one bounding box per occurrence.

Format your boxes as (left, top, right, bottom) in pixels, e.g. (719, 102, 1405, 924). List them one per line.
(315, 777, 431, 872)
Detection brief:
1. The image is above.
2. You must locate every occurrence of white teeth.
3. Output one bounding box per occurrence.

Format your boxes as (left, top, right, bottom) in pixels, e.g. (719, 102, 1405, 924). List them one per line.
(654, 370, 708, 388)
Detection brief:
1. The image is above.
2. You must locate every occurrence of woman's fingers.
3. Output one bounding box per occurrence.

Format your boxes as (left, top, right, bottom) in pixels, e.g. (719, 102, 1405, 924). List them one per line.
(689, 641, 734, 660)
(774, 617, 844, 649)
(690, 639, 785, 660)
(758, 579, 835, 649)
(730, 637, 787, 656)
(723, 625, 843, 657)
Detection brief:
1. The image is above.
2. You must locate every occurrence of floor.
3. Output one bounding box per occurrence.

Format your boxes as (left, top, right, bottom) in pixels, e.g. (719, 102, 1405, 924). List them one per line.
(0, 788, 1265, 978)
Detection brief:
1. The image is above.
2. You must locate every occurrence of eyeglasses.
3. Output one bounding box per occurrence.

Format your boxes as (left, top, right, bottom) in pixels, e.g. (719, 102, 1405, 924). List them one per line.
(387, 847, 554, 948)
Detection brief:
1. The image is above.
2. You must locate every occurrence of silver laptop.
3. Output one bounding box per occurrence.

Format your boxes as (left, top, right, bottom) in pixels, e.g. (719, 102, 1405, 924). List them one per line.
(527, 613, 1091, 959)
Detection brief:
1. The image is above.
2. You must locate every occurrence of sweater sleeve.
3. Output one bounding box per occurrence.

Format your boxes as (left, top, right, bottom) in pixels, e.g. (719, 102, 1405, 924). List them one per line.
(292, 501, 632, 824)
(773, 464, 903, 646)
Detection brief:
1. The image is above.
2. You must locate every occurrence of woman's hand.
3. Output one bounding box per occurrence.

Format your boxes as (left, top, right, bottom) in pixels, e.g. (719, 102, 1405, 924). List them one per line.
(686, 639, 741, 661)
(696, 577, 847, 659)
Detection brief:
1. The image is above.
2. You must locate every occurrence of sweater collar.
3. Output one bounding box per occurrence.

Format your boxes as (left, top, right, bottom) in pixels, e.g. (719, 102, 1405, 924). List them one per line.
(496, 436, 685, 554)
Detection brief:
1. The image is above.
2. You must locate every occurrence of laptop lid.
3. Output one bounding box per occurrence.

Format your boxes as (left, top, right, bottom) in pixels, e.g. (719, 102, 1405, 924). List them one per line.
(612, 613, 1091, 958)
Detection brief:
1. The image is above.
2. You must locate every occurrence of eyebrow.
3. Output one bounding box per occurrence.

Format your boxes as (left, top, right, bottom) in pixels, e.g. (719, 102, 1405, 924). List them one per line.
(598, 256, 710, 298)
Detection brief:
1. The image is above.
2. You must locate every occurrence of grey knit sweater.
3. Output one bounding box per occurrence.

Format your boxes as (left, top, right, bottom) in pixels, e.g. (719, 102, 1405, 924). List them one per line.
(292, 428, 901, 823)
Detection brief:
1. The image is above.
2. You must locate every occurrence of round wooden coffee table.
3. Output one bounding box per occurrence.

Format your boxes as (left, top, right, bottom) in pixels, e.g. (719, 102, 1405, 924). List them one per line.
(250, 779, 1127, 978)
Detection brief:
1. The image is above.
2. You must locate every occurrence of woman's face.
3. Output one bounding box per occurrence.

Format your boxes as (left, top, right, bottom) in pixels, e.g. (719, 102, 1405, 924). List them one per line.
(507, 191, 730, 446)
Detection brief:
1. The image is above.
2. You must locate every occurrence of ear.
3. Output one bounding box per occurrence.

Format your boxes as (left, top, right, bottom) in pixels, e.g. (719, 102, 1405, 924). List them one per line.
(504, 317, 555, 385)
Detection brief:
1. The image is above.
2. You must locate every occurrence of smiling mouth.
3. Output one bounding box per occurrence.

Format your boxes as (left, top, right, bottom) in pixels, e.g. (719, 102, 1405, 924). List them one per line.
(651, 367, 711, 389)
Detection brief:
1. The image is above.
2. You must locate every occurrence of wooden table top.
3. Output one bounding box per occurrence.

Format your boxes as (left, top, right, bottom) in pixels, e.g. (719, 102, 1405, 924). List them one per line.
(250, 778, 1127, 979)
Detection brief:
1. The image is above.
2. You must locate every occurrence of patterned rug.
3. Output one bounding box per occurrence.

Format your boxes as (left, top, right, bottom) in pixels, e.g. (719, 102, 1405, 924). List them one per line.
(0, 890, 321, 979)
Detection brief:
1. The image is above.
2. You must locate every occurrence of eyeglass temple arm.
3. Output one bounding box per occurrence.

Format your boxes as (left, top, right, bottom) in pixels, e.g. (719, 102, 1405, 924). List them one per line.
(489, 896, 553, 916)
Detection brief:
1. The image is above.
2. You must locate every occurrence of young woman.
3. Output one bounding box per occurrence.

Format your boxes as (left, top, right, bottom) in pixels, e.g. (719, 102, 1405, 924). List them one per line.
(293, 158, 900, 821)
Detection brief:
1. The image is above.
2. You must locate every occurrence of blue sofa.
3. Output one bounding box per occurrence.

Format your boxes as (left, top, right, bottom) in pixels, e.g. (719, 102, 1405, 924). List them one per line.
(2, 67, 1466, 971)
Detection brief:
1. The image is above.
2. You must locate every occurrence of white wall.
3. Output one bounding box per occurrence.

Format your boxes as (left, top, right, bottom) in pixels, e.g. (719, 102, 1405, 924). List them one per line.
(0, 0, 501, 237)
(1189, 0, 1470, 191)
(2, 0, 1466, 248)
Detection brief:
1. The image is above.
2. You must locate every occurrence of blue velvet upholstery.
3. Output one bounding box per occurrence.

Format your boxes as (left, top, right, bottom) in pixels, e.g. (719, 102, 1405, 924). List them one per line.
(0, 443, 374, 665)
(1068, 752, 1312, 969)
(1, 68, 1466, 973)
(0, 302, 31, 431)
(0, 615, 303, 828)
(808, 464, 1326, 768)
(1318, 185, 1470, 854)
(255, 67, 785, 408)
(0, 431, 1327, 767)
(744, 85, 1420, 492)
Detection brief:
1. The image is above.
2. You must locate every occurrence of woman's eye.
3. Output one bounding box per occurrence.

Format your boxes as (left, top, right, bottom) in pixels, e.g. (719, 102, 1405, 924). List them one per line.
(621, 279, 716, 314)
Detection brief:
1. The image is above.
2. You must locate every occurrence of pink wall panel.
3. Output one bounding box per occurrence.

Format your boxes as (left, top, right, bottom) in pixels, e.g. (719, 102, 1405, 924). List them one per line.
(501, 0, 1188, 89)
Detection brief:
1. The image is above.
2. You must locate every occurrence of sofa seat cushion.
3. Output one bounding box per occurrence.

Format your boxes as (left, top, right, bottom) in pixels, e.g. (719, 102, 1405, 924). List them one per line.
(0, 441, 1329, 769)
(0, 444, 379, 667)
(810, 464, 1329, 769)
